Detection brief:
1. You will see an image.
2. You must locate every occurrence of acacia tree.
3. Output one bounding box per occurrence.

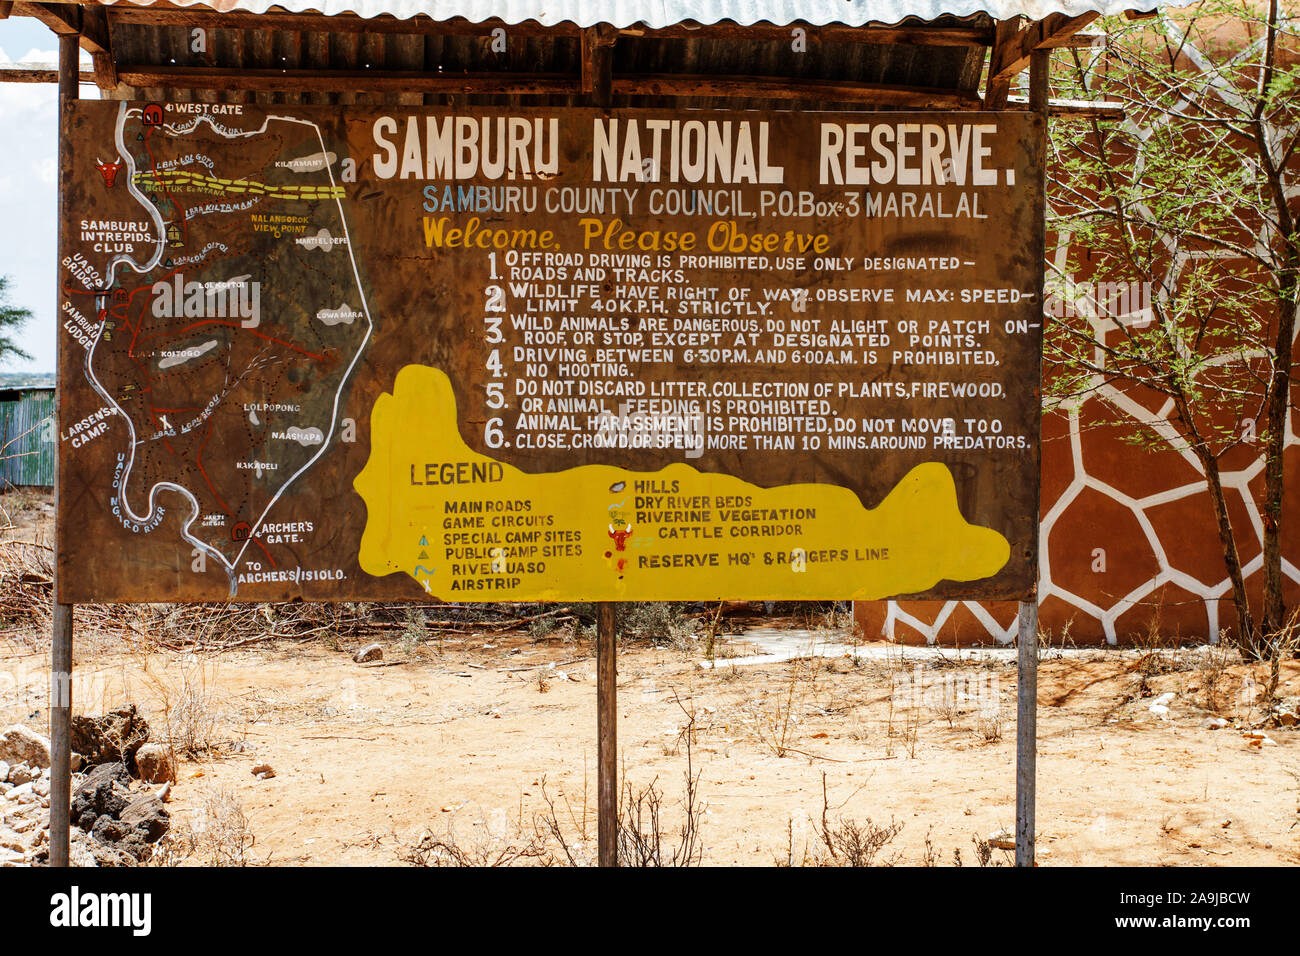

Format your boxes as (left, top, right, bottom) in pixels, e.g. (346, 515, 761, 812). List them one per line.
(1045, 0, 1299, 648)
(0, 275, 32, 367)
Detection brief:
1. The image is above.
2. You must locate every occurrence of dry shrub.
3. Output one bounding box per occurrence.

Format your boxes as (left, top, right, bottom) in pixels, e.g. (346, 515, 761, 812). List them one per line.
(413, 702, 707, 867)
(792, 774, 902, 867)
(556, 701, 706, 867)
(401, 813, 551, 867)
(973, 707, 1004, 743)
(139, 651, 224, 755)
(153, 785, 259, 866)
(1198, 644, 1236, 715)
(742, 655, 822, 758)
(615, 708, 705, 867)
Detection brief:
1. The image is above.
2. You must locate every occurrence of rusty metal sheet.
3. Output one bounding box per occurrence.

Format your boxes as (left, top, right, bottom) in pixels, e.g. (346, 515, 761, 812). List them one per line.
(57, 101, 1043, 603)
(92, 0, 1128, 31)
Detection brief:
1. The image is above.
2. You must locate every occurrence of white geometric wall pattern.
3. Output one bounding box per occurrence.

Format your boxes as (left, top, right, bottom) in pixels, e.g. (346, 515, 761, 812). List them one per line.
(856, 19, 1299, 645)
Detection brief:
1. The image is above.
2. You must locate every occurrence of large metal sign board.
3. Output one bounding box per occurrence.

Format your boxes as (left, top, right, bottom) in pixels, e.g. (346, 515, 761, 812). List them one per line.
(57, 102, 1043, 604)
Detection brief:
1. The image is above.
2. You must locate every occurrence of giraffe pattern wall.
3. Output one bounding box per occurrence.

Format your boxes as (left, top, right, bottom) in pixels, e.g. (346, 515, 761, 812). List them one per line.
(855, 18, 1300, 645)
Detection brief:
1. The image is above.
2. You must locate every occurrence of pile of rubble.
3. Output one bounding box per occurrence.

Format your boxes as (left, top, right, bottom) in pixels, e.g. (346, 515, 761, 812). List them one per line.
(1265, 696, 1299, 728)
(0, 707, 177, 867)
(0, 725, 53, 867)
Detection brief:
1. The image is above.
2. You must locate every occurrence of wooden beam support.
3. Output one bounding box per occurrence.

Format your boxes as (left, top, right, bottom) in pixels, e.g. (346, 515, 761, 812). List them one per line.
(623, 22, 994, 46)
(0, 66, 94, 82)
(115, 64, 581, 94)
(109, 62, 981, 108)
(580, 23, 616, 99)
(1046, 31, 1103, 49)
(613, 73, 983, 108)
(985, 12, 1100, 109)
(1006, 95, 1124, 119)
(0, 2, 14, 20)
(989, 12, 1099, 85)
(81, 3, 115, 88)
(71, 0, 108, 51)
(13, 2, 114, 82)
(984, 17, 1022, 109)
(50, 27, 79, 872)
(21, 1, 80, 35)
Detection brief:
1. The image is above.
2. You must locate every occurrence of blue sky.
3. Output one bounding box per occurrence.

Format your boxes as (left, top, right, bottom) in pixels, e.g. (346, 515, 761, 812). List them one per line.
(0, 17, 98, 375)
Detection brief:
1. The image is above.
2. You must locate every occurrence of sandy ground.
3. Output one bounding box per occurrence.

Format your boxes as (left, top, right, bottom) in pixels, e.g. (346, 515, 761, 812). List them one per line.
(3, 490, 1298, 866)
(1, 625, 1297, 866)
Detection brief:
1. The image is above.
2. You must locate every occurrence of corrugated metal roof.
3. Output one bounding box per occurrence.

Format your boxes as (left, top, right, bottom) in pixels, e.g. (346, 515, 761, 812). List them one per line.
(99, 0, 1133, 29)
(103, 9, 997, 109)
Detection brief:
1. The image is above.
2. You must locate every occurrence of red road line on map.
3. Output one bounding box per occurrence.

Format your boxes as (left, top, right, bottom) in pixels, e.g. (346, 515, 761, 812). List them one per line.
(195, 418, 233, 518)
(250, 536, 276, 568)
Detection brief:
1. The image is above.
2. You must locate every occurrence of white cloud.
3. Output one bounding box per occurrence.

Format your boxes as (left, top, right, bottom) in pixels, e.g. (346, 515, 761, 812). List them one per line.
(34, 156, 56, 187)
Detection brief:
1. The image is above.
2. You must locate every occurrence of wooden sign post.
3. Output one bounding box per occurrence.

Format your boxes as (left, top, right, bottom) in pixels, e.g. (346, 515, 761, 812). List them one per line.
(585, 26, 620, 870)
(1015, 48, 1050, 870)
(596, 601, 617, 867)
(48, 29, 78, 870)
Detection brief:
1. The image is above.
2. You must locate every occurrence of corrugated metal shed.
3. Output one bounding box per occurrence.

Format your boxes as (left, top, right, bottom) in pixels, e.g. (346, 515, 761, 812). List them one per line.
(94, 0, 1130, 29)
(100, 10, 998, 109)
(17, 1, 1115, 112)
(0, 387, 55, 488)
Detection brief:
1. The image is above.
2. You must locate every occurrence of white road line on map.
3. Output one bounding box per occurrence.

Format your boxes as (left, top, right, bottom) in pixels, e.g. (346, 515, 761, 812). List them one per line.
(82, 103, 237, 593)
(81, 103, 373, 594)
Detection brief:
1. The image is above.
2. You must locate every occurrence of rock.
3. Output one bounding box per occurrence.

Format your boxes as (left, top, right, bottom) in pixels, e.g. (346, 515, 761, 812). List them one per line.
(8, 764, 33, 786)
(119, 794, 169, 843)
(353, 642, 383, 663)
(77, 762, 131, 791)
(986, 827, 1015, 850)
(32, 775, 50, 798)
(1272, 697, 1298, 727)
(156, 782, 172, 803)
(70, 706, 149, 769)
(5, 783, 34, 804)
(0, 761, 8, 783)
(85, 837, 138, 867)
(0, 725, 50, 769)
(91, 816, 130, 844)
(251, 762, 276, 779)
(70, 764, 132, 829)
(69, 752, 84, 773)
(1152, 691, 1176, 706)
(1149, 703, 1170, 719)
(67, 835, 99, 868)
(1201, 717, 1229, 730)
(133, 743, 176, 784)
